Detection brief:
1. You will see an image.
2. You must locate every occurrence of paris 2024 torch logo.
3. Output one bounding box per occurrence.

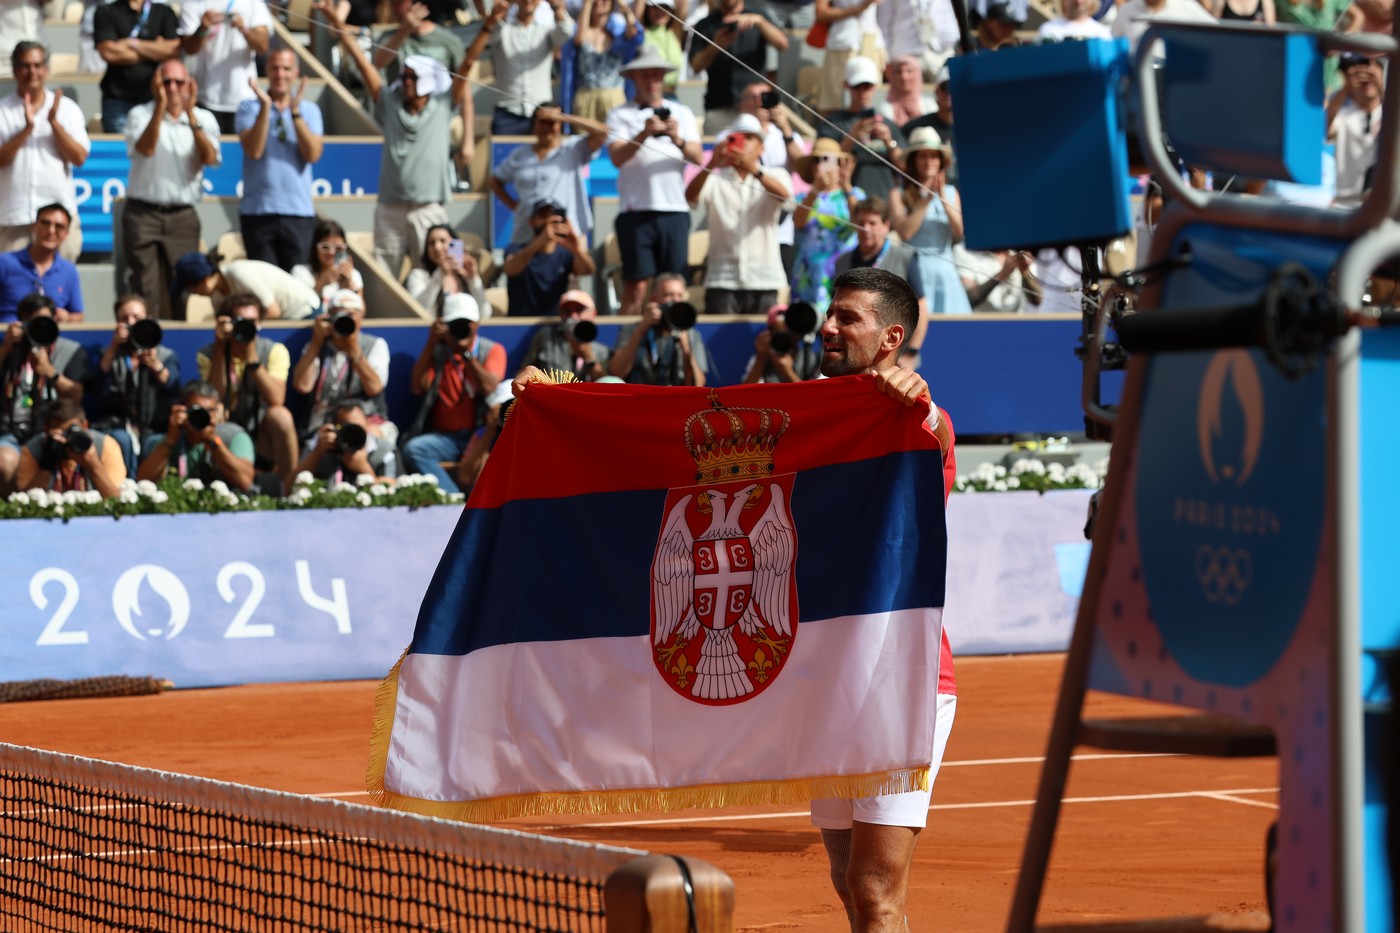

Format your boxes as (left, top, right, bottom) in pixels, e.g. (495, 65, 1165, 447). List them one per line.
(650, 391, 799, 705)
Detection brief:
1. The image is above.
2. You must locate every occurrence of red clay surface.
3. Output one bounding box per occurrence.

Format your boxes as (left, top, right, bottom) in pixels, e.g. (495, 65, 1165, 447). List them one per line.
(0, 654, 1278, 931)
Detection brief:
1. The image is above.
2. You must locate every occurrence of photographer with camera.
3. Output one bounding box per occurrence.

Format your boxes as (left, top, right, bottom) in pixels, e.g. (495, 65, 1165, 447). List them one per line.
(690, 0, 787, 134)
(402, 293, 507, 493)
(741, 301, 823, 383)
(737, 81, 808, 278)
(196, 291, 299, 494)
(503, 199, 596, 316)
(0, 292, 91, 495)
(291, 288, 395, 461)
(686, 113, 792, 316)
(15, 397, 125, 498)
(818, 56, 907, 200)
(93, 294, 180, 477)
(295, 399, 396, 485)
(606, 46, 703, 316)
(520, 288, 611, 380)
(137, 379, 256, 492)
(609, 272, 709, 385)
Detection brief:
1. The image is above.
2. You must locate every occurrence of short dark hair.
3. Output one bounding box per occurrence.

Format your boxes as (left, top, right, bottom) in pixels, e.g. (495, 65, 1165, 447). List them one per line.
(10, 41, 46, 70)
(852, 195, 889, 223)
(333, 399, 366, 417)
(181, 379, 219, 403)
(35, 203, 70, 225)
(41, 396, 85, 427)
(17, 292, 57, 321)
(113, 293, 149, 316)
(831, 267, 920, 351)
(217, 292, 264, 319)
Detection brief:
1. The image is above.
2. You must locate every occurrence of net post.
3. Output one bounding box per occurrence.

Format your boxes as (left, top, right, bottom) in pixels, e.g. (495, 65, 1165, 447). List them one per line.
(604, 854, 734, 933)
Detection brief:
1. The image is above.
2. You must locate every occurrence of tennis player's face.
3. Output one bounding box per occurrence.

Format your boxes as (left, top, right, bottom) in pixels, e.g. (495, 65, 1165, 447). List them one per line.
(820, 288, 894, 377)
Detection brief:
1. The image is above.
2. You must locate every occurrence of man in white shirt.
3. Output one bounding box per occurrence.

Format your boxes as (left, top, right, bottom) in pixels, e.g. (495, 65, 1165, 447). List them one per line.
(606, 45, 703, 315)
(0, 42, 90, 260)
(463, 0, 574, 135)
(180, 0, 273, 134)
(0, 0, 45, 80)
(1110, 0, 1214, 50)
(685, 113, 792, 315)
(737, 80, 805, 277)
(1329, 52, 1384, 207)
(123, 59, 222, 319)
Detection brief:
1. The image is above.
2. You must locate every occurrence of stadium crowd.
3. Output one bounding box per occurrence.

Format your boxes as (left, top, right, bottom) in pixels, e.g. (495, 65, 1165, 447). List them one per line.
(0, 0, 1388, 500)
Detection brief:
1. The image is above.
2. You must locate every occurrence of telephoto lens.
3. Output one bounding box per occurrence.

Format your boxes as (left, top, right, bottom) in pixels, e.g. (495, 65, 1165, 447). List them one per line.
(769, 331, 794, 355)
(23, 316, 59, 347)
(335, 422, 368, 453)
(662, 301, 697, 331)
(784, 301, 820, 336)
(331, 313, 357, 338)
(186, 406, 212, 431)
(129, 319, 164, 350)
(447, 318, 474, 340)
(232, 318, 258, 343)
(568, 319, 598, 343)
(63, 426, 93, 455)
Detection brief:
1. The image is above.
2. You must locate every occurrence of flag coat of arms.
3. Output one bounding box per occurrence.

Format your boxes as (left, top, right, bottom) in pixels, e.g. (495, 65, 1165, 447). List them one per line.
(369, 376, 953, 821)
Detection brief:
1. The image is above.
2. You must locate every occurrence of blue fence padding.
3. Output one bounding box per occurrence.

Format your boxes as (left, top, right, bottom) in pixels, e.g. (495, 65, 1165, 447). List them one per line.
(61, 316, 1113, 436)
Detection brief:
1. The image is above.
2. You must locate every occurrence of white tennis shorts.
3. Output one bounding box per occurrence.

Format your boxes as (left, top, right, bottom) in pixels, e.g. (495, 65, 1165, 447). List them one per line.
(809, 692, 958, 830)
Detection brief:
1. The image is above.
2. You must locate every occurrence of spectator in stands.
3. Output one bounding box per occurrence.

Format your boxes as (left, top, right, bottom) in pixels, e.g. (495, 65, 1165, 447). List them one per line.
(607, 46, 703, 316)
(970, 1, 1023, 50)
(0, 292, 90, 494)
(610, 272, 709, 384)
(1111, 0, 1214, 49)
(123, 61, 221, 319)
(173, 251, 323, 320)
(92, 293, 180, 477)
(520, 287, 611, 379)
(818, 56, 907, 201)
(834, 195, 919, 282)
(407, 224, 490, 314)
(137, 378, 257, 491)
(503, 200, 596, 315)
(790, 138, 863, 307)
(0, 204, 84, 322)
(196, 291, 299, 492)
(292, 220, 365, 306)
(635, 0, 688, 93)
(1037, 0, 1112, 40)
(1329, 52, 1383, 207)
(93, 0, 181, 132)
(402, 292, 507, 492)
(16, 397, 125, 498)
(0, 1, 44, 81)
(891, 126, 971, 316)
(0, 42, 90, 261)
(371, 0, 474, 186)
(814, 0, 886, 113)
(901, 64, 954, 184)
(879, 55, 934, 128)
(736, 81, 806, 276)
(463, 0, 575, 136)
(291, 288, 395, 453)
(324, 8, 459, 285)
(296, 397, 397, 483)
(180, 0, 272, 134)
(875, 0, 958, 92)
(955, 245, 1042, 312)
(563, 0, 643, 121)
(237, 48, 325, 272)
(690, 0, 788, 133)
(686, 113, 792, 315)
(491, 102, 609, 248)
(452, 381, 511, 493)
(740, 302, 824, 383)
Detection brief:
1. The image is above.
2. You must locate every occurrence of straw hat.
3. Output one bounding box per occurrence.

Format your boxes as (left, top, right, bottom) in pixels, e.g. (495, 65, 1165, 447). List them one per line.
(619, 44, 678, 75)
(794, 137, 853, 184)
(904, 126, 953, 164)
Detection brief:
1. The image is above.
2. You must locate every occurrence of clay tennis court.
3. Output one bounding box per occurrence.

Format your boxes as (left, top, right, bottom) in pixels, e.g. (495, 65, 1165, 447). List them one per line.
(0, 653, 1277, 931)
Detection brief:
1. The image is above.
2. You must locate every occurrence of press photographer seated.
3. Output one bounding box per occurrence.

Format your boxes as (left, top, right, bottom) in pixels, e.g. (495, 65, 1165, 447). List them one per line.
(16, 398, 126, 499)
(295, 399, 397, 486)
(136, 380, 256, 493)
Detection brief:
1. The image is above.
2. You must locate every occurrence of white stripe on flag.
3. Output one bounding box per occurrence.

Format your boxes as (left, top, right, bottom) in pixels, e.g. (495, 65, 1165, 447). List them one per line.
(384, 609, 943, 804)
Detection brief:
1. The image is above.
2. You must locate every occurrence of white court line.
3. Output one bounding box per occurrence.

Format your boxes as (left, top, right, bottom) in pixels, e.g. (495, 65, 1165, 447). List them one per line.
(1200, 792, 1280, 811)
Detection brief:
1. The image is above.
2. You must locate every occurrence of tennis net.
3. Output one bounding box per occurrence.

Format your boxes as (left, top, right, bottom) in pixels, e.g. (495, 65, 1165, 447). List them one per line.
(0, 742, 647, 932)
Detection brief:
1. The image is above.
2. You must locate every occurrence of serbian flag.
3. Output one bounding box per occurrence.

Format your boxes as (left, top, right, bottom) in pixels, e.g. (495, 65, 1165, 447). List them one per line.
(369, 376, 953, 821)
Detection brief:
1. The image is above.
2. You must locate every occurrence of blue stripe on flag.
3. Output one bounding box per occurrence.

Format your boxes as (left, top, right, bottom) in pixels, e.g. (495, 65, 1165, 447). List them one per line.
(411, 449, 947, 656)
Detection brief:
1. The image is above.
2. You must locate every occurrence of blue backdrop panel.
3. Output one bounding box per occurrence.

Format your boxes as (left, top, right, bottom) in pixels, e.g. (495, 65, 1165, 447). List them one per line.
(0, 507, 460, 689)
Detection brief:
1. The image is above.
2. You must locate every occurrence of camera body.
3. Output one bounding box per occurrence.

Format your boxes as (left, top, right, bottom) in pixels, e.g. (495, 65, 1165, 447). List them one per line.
(333, 422, 368, 455)
(39, 425, 92, 470)
(187, 405, 212, 432)
(231, 318, 259, 344)
(769, 301, 819, 356)
(760, 90, 779, 109)
(856, 107, 877, 121)
(63, 426, 93, 456)
(447, 318, 475, 340)
(661, 301, 697, 331)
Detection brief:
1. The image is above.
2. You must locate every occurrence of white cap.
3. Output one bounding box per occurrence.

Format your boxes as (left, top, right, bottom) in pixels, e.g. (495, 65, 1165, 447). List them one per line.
(844, 56, 880, 88)
(328, 289, 363, 311)
(442, 292, 480, 323)
(726, 113, 765, 139)
(395, 55, 452, 97)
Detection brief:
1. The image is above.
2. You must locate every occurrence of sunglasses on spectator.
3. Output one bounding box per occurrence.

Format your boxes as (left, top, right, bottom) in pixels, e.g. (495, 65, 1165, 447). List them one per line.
(317, 242, 347, 252)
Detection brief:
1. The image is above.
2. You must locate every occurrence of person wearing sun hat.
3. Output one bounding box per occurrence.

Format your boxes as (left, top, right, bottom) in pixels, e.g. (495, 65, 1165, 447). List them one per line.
(891, 124, 971, 328)
(605, 43, 703, 315)
(790, 137, 865, 306)
(685, 113, 793, 315)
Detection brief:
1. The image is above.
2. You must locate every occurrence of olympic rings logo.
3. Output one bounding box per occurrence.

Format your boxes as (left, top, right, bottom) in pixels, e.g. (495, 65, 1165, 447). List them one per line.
(1194, 545, 1253, 605)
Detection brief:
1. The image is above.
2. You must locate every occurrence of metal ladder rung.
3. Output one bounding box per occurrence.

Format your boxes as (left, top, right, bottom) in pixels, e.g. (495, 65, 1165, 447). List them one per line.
(1077, 715, 1277, 757)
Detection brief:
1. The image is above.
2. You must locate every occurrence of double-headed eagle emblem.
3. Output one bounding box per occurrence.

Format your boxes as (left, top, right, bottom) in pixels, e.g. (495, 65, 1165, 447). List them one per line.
(650, 391, 799, 705)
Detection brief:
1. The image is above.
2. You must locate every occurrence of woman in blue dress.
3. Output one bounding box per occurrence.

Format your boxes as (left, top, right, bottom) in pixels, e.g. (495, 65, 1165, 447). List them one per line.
(891, 126, 973, 316)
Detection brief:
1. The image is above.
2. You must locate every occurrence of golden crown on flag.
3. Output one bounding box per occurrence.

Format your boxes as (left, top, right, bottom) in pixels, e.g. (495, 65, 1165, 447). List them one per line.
(683, 390, 791, 483)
